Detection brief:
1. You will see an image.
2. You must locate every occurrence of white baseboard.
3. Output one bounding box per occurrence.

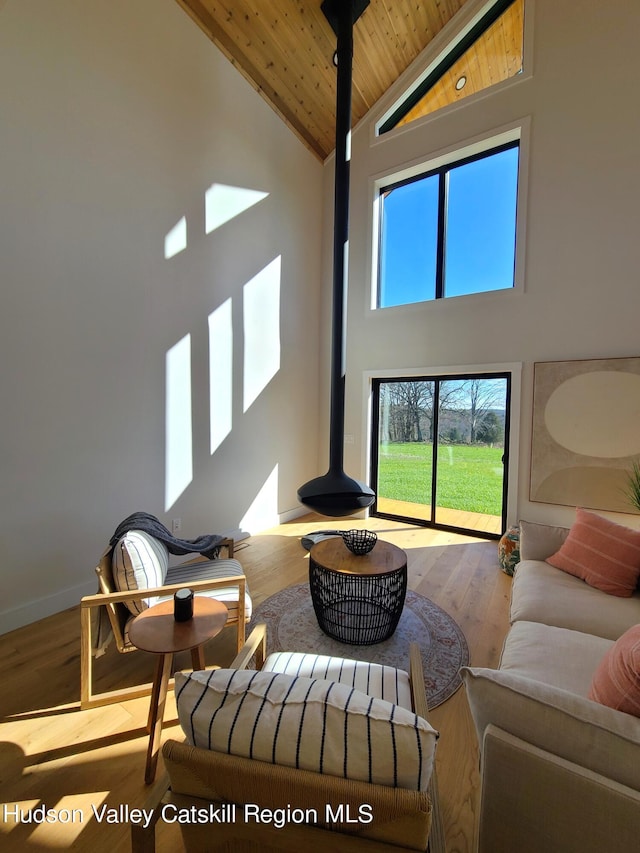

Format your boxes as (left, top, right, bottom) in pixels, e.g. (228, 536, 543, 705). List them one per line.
(0, 511, 311, 636)
(0, 579, 96, 636)
(278, 505, 311, 524)
(231, 506, 311, 541)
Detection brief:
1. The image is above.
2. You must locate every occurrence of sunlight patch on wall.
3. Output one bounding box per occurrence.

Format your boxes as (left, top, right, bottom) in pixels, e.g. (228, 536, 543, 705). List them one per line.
(165, 334, 193, 510)
(208, 298, 233, 454)
(239, 464, 280, 535)
(205, 183, 269, 235)
(243, 256, 281, 412)
(164, 216, 187, 259)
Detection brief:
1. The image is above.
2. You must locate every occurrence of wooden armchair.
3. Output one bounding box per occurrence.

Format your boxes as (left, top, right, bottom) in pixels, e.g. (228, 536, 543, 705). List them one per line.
(80, 538, 250, 709)
(132, 625, 445, 853)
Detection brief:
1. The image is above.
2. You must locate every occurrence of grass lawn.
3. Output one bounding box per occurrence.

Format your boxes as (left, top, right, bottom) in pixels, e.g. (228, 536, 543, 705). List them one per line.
(378, 442, 504, 515)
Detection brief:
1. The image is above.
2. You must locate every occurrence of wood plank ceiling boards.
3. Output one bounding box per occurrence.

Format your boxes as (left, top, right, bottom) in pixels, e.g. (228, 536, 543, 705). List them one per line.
(174, 0, 497, 160)
(174, 1, 523, 159)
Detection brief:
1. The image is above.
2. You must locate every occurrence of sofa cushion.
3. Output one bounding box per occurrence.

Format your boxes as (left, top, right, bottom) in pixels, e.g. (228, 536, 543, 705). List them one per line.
(547, 508, 640, 597)
(165, 558, 252, 620)
(461, 665, 640, 792)
(175, 667, 437, 792)
(589, 625, 640, 717)
(112, 530, 169, 615)
(511, 559, 640, 640)
(519, 519, 569, 561)
(500, 621, 613, 697)
(261, 651, 413, 710)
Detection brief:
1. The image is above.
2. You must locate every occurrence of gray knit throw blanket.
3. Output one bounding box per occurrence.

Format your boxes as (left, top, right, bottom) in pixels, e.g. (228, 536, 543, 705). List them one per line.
(109, 512, 225, 560)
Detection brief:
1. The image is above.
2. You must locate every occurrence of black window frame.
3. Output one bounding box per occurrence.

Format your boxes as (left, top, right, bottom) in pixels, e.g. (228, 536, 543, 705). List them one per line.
(378, 0, 520, 135)
(370, 371, 512, 539)
(377, 139, 520, 309)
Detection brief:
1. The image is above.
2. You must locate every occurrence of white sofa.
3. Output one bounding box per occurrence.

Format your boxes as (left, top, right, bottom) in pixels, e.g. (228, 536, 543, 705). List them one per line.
(462, 519, 640, 853)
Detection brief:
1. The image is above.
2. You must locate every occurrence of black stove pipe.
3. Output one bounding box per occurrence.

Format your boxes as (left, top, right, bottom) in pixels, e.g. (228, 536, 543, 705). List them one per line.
(297, 0, 375, 517)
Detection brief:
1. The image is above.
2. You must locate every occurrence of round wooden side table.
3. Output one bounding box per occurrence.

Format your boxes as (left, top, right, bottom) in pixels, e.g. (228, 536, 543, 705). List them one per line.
(128, 596, 228, 783)
(309, 537, 407, 645)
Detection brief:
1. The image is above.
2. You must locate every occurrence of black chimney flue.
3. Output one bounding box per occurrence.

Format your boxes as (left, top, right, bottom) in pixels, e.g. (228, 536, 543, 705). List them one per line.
(297, 0, 375, 518)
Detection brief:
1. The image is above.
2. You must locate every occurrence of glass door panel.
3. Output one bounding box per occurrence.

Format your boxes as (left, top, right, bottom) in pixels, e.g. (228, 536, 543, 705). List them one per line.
(434, 377, 507, 535)
(375, 380, 435, 521)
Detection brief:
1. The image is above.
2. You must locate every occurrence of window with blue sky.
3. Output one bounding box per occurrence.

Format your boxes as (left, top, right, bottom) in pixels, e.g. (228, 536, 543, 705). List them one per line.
(378, 142, 519, 309)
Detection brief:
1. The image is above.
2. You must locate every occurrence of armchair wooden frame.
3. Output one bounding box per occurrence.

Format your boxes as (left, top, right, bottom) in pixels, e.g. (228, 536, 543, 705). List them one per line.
(80, 539, 248, 710)
(131, 624, 445, 853)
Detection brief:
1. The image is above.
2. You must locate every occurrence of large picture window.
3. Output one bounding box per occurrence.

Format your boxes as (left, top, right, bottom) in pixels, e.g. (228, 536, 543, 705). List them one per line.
(377, 140, 519, 309)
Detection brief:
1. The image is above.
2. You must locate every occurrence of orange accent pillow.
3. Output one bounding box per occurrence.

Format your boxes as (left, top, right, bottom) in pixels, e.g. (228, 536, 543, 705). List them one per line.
(589, 625, 640, 716)
(546, 508, 640, 597)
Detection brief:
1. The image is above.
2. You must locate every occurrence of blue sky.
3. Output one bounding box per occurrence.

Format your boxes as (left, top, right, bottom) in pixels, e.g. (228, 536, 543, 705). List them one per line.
(380, 146, 519, 307)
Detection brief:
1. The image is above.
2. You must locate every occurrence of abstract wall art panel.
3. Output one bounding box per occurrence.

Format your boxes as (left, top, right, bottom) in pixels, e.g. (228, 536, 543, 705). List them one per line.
(530, 357, 640, 512)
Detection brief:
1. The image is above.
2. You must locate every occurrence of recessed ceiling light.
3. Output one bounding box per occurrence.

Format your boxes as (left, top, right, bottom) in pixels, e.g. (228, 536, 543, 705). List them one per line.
(455, 75, 467, 91)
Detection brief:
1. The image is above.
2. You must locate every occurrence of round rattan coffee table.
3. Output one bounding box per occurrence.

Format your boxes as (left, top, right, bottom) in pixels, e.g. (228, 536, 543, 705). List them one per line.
(309, 537, 407, 645)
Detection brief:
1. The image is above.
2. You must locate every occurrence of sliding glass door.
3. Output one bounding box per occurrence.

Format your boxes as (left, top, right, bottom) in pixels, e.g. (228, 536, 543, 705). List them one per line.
(371, 373, 510, 537)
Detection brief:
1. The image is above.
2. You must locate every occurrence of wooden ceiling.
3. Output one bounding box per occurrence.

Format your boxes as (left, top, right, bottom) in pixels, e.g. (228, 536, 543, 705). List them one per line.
(174, 1, 521, 160)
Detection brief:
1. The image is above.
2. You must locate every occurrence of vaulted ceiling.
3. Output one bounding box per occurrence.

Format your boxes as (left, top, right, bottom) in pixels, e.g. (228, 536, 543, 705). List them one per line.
(175, 0, 474, 160)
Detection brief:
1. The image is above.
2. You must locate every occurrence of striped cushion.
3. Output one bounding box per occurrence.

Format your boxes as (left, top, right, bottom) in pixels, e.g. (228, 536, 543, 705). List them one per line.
(547, 508, 640, 597)
(175, 667, 437, 791)
(112, 530, 169, 615)
(165, 558, 252, 619)
(262, 651, 413, 710)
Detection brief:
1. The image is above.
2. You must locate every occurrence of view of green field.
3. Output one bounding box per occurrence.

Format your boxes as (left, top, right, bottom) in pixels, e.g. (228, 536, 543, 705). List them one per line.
(377, 442, 504, 515)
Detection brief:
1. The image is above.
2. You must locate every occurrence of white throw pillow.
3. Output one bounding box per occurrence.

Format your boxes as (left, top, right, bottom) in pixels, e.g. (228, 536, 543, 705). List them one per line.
(112, 530, 169, 615)
(261, 651, 413, 709)
(175, 668, 438, 792)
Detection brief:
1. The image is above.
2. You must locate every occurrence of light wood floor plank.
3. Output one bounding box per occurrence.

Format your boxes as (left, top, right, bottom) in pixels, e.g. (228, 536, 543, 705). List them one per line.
(0, 512, 510, 852)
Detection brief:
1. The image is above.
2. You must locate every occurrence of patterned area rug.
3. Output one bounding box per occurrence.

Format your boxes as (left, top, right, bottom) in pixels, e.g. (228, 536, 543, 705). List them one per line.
(249, 583, 469, 709)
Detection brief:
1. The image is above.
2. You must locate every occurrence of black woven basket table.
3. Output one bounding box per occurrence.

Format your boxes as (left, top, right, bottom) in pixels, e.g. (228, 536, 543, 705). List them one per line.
(308, 537, 408, 645)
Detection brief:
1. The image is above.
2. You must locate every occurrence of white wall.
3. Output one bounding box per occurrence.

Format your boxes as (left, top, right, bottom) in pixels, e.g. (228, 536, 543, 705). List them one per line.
(330, 0, 640, 533)
(0, 0, 323, 632)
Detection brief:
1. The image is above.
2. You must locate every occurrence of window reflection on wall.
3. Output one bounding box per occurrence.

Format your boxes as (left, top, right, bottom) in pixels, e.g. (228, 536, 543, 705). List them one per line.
(165, 334, 193, 510)
(243, 256, 281, 412)
(208, 298, 233, 455)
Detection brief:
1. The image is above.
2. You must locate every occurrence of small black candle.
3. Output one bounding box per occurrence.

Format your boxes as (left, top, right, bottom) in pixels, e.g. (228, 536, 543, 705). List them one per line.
(174, 588, 194, 622)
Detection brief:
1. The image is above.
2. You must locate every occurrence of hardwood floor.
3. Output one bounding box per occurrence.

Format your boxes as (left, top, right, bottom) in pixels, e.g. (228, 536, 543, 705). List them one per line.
(0, 513, 511, 852)
(375, 497, 502, 535)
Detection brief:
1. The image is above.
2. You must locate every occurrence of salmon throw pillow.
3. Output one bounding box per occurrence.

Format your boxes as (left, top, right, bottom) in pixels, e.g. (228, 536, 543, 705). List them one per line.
(546, 508, 640, 597)
(589, 625, 640, 717)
